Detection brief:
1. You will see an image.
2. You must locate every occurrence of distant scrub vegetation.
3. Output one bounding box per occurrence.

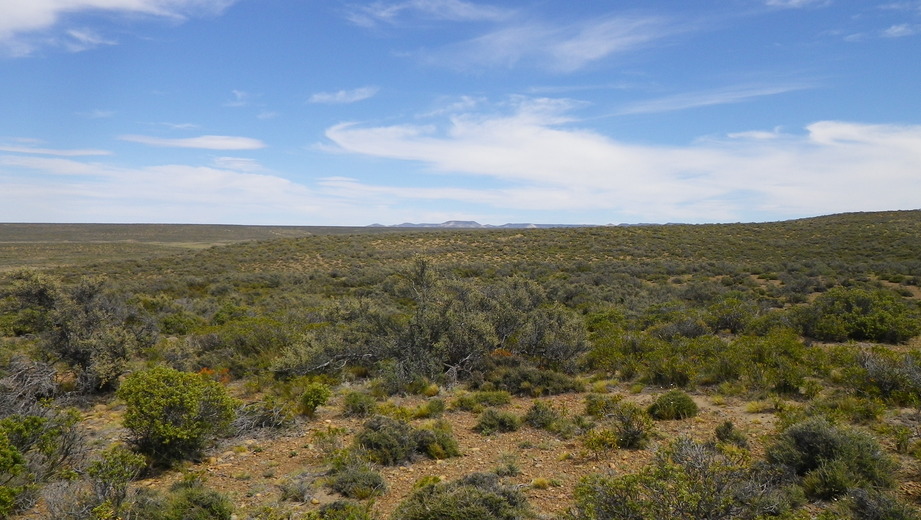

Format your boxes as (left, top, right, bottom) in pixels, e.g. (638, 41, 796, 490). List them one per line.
(1, 210, 920, 517)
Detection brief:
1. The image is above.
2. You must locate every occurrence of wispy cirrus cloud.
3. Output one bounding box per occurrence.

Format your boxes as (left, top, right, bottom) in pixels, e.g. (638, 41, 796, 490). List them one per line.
(119, 134, 266, 150)
(764, 0, 831, 8)
(882, 23, 921, 37)
(0, 143, 111, 156)
(322, 97, 921, 222)
(0, 0, 238, 56)
(617, 83, 814, 115)
(309, 86, 380, 104)
(417, 15, 676, 73)
(346, 0, 513, 27)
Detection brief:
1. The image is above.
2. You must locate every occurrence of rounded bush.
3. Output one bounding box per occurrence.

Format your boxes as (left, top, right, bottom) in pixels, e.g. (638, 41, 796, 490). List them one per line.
(299, 382, 332, 417)
(474, 408, 521, 435)
(648, 390, 699, 420)
(766, 417, 896, 499)
(354, 416, 417, 465)
(392, 472, 528, 520)
(118, 366, 237, 464)
(342, 391, 377, 418)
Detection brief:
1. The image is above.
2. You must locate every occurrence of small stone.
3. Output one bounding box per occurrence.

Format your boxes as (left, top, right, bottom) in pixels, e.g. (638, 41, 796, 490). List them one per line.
(311, 498, 320, 505)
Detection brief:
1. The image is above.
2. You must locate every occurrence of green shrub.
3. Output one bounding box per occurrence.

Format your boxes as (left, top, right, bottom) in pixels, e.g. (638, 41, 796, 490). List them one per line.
(278, 472, 315, 502)
(766, 417, 897, 499)
(300, 382, 332, 417)
(162, 479, 234, 520)
(607, 402, 652, 450)
(354, 416, 417, 465)
(413, 420, 461, 459)
(648, 390, 698, 420)
(451, 391, 511, 412)
(523, 401, 562, 429)
(483, 365, 583, 396)
(847, 488, 920, 520)
(308, 500, 376, 520)
(581, 428, 620, 459)
(342, 391, 378, 418)
(0, 407, 83, 516)
(474, 409, 521, 436)
(118, 366, 237, 465)
(714, 421, 747, 448)
(412, 398, 446, 419)
(584, 393, 623, 418)
(329, 462, 386, 499)
(572, 437, 780, 520)
(391, 472, 528, 520)
(353, 416, 458, 465)
(796, 287, 920, 343)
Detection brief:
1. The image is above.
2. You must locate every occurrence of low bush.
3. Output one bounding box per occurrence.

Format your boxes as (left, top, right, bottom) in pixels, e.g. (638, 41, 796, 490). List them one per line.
(341, 391, 378, 418)
(523, 401, 562, 429)
(354, 416, 416, 465)
(482, 365, 583, 396)
(413, 420, 461, 459)
(648, 390, 698, 420)
(300, 382, 332, 417)
(847, 488, 919, 520)
(451, 390, 511, 412)
(572, 437, 782, 520)
(607, 402, 653, 450)
(766, 417, 896, 499)
(354, 416, 459, 465)
(118, 365, 237, 465)
(474, 408, 521, 435)
(329, 463, 386, 499)
(795, 287, 920, 343)
(714, 421, 747, 448)
(307, 500, 376, 520)
(391, 472, 528, 520)
(584, 393, 623, 418)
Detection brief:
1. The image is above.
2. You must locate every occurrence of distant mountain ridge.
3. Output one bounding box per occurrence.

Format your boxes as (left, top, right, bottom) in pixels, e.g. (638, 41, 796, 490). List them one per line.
(368, 220, 591, 229)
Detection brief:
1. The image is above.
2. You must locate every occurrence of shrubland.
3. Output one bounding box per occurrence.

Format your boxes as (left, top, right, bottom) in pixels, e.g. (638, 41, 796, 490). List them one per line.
(0, 210, 920, 518)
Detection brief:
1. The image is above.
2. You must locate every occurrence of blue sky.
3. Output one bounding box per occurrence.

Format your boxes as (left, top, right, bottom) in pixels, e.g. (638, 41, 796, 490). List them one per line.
(1, 0, 920, 225)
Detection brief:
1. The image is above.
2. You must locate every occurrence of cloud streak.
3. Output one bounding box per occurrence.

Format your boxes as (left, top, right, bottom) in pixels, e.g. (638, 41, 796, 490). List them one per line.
(346, 0, 513, 27)
(119, 134, 266, 150)
(309, 86, 380, 104)
(617, 83, 814, 115)
(417, 15, 676, 73)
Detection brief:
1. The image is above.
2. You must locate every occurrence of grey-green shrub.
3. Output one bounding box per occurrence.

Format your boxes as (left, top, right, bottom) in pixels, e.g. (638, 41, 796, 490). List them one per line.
(648, 390, 698, 420)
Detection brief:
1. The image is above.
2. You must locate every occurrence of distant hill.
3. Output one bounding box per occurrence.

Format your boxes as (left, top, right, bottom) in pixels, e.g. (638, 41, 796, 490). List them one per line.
(375, 220, 590, 229)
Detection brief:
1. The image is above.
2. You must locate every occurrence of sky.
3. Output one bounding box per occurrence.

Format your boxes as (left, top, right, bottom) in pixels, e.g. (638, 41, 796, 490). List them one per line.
(0, 0, 920, 226)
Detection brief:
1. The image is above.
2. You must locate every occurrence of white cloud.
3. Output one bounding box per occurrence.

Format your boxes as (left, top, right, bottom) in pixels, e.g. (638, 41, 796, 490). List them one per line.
(882, 23, 921, 37)
(119, 134, 266, 150)
(309, 86, 380, 104)
(211, 156, 265, 172)
(225, 89, 255, 107)
(618, 83, 813, 115)
(0, 143, 111, 156)
(323, 99, 921, 222)
(765, 0, 831, 8)
(0, 0, 237, 56)
(347, 0, 512, 27)
(418, 15, 674, 73)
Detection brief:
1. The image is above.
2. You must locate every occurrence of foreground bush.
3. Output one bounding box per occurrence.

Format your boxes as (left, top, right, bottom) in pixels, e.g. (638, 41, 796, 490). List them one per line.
(0, 406, 83, 516)
(392, 472, 528, 520)
(766, 417, 896, 499)
(118, 366, 237, 465)
(573, 437, 788, 520)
